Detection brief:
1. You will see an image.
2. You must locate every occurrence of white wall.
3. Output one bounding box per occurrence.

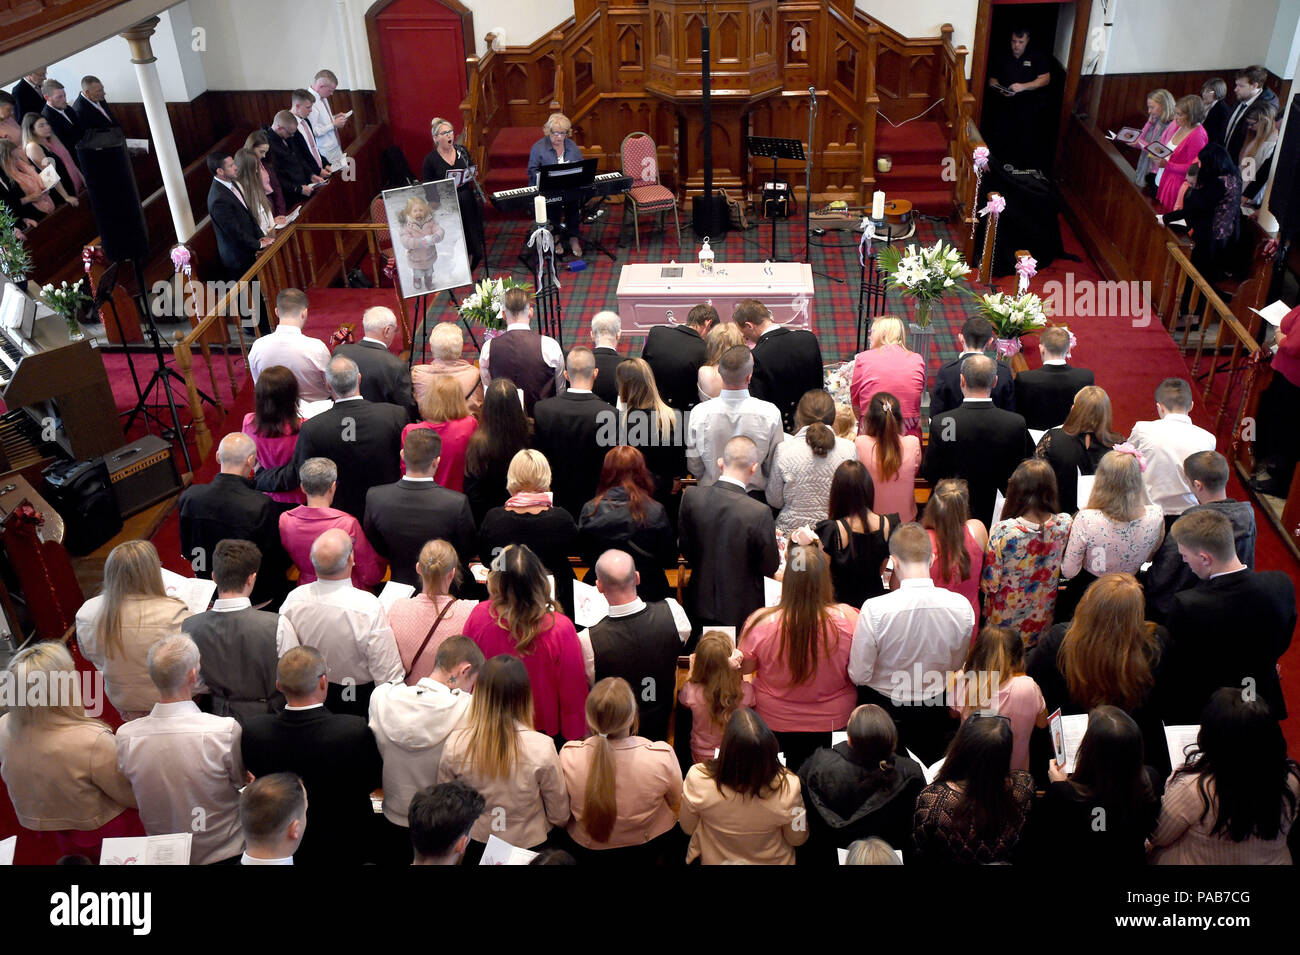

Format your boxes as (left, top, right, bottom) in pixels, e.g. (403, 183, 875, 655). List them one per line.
(856, 0, 980, 64)
(1054, 3, 1076, 68)
(1265, 0, 1300, 77)
(1105, 0, 1280, 73)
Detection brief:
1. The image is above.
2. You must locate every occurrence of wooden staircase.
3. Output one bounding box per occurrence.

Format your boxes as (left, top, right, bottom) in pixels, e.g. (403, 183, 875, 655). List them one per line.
(875, 120, 953, 218)
(482, 127, 539, 216)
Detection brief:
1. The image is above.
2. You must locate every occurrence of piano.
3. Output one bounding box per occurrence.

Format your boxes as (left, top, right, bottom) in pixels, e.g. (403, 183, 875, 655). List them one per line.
(0, 283, 124, 466)
(491, 171, 633, 215)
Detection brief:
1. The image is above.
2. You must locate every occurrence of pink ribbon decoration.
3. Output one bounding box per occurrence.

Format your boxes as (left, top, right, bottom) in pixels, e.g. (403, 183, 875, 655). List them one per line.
(978, 194, 1006, 217)
(1067, 328, 1078, 352)
(1112, 442, 1147, 472)
(1015, 255, 1037, 293)
(993, 337, 1022, 360)
(858, 218, 876, 267)
(973, 146, 990, 173)
(169, 244, 192, 277)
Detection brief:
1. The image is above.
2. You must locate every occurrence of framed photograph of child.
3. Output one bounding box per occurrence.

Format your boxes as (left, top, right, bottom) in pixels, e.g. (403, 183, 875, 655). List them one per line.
(381, 178, 471, 299)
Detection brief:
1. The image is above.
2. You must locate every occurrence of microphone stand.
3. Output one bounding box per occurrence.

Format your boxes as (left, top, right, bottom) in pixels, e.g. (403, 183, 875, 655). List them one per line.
(804, 87, 843, 283)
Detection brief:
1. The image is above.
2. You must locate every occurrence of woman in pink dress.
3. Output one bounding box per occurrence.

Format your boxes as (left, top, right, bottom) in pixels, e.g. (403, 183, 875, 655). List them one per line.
(386, 539, 479, 684)
(0, 138, 54, 218)
(921, 479, 987, 642)
(1156, 95, 1209, 212)
(850, 317, 926, 439)
(21, 113, 83, 198)
(242, 365, 305, 505)
(401, 374, 477, 491)
(854, 391, 921, 522)
(739, 544, 859, 774)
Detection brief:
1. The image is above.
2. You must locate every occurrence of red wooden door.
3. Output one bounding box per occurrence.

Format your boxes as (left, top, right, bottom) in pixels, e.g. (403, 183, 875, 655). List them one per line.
(372, 0, 469, 178)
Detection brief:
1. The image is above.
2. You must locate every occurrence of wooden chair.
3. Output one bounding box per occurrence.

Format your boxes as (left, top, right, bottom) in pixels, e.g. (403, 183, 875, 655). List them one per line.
(620, 132, 680, 251)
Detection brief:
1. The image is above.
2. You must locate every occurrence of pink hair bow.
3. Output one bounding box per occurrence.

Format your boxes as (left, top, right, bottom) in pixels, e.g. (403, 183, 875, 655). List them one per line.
(1112, 442, 1146, 472)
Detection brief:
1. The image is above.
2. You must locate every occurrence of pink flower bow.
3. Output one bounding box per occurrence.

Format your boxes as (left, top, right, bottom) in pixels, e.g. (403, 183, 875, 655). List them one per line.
(973, 146, 990, 172)
(169, 244, 192, 277)
(1015, 255, 1037, 293)
(993, 337, 1022, 359)
(978, 194, 1006, 218)
(1112, 442, 1146, 472)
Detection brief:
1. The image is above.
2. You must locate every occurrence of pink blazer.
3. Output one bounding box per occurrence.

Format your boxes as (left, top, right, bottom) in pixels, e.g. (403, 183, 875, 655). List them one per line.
(1157, 124, 1208, 212)
(850, 345, 926, 438)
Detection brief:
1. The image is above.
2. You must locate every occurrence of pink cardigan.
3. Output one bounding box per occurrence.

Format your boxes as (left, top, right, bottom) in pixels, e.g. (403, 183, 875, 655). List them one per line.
(850, 344, 926, 438)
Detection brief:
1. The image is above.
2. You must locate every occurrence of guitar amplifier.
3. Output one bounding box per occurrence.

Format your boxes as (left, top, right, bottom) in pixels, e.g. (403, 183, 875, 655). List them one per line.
(105, 436, 182, 517)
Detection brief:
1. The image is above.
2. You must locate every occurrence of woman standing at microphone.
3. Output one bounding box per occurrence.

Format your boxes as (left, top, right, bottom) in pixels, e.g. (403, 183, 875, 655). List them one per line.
(422, 117, 486, 276)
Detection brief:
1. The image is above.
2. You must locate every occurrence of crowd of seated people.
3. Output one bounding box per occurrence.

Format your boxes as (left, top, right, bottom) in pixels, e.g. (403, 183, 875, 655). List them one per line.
(3, 288, 1298, 868)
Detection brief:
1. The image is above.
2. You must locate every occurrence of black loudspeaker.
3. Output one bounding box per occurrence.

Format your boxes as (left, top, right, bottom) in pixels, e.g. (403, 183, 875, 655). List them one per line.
(692, 193, 729, 239)
(41, 457, 122, 556)
(1267, 94, 1300, 237)
(76, 127, 149, 262)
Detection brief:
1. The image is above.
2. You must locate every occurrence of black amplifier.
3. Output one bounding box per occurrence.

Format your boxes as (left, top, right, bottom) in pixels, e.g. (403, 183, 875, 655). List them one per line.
(105, 436, 182, 517)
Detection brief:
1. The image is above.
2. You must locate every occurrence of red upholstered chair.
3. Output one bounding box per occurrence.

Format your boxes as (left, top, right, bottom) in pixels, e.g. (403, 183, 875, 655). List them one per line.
(370, 193, 396, 285)
(620, 132, 680, 251)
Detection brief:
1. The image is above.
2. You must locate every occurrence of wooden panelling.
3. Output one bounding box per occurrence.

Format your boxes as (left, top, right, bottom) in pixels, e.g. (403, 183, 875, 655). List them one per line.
(1078, 70, 1292, 141)
(0, 0, 133, 57)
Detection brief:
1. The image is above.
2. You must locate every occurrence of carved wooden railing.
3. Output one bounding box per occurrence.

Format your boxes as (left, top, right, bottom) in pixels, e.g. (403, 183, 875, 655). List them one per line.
(459, 4, 969, 205)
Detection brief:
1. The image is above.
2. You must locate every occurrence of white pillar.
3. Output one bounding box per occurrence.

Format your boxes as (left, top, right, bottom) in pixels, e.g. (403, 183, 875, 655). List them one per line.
(121, 17, 196, 243)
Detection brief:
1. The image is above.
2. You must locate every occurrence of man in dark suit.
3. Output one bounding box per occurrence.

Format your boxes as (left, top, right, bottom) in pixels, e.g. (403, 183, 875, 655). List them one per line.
(923, 354, 1034, 528)
(181, 540, 285, 724)
(255, 356, 408, 520)
(179, 432, 289, 608)
(71, 75, 119, 130)
(736, 298, 823, 432)
(1012, 326, 1094, 431)
(679, 435, 780, 631)
(590, 311, 623, 405)
(10, 69, 45, 124)
(241, 646, 383, 865)
(929, 316, 1015, 419)
(39, 78, 83, 153)
(1165, 509, 1294, 723)
(333, 306, 416, 419)
(289, 89, 332, 178)
(641, 303, 715, 413)
(266, 111, 325, 203)
(363, 429, 476, 588)
(1201, 78, 1230, 146)
(1225, 66, 1281, 159)
(207, 151, 271, 279)
(532, 347, 617, 518)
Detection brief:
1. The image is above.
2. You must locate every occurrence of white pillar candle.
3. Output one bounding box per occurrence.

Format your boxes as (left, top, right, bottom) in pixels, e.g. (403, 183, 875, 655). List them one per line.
(534, 194, 548, 224)
(872, 191, 886, 221)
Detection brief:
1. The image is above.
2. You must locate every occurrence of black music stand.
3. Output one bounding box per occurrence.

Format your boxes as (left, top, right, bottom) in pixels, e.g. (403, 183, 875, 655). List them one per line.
(746, 136, 805, 262)
(89, 261, 146, 412)
(537, 159, 617, 263)
(856, 231, 892, 354)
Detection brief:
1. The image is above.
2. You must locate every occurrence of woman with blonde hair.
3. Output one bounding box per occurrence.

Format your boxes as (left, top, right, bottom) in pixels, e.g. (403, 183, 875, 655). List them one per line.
(615, 357, 685, 504)
(1058, 448, 1163, 620)
(849, 317, 926, 438)
(1026, 573, 1172, 778)
(75, 540, 191, 720)
(527, 112, 585, 256)
(559, 678, 684, 863)
(679, 708, 808, 864)
(855, 391, 921, 521)
(421, 116, 485, 273)
(397, 194, 444, 291)
(739, 543, 860, 773)
(1129, 88, 1177, 187)
(437, 654, 570, 864)
(1035, 384, 1123, 513)
(678, 631, 756, 765)
(234, 145, 284, 235)
(462, 543, 586, 741)
(1155, 94, 1208, 212)
(920, 478, 987, 640)
(402, 374, 478, 491)
(844, 837, 903, 865)
(696, 321, 746, 401)
(412, 321, 483, 415)
(0, 641, 143, 863)
(386, 538, 480, 684)
(477, 449, 578, 616)
(1240, 102, 1279, 207)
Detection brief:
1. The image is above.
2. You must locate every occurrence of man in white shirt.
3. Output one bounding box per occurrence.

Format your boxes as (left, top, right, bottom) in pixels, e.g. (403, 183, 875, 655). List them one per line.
(307, 69, 348, 167)
(278, 528, 404, 718)
(686, 344, 784, 493)
(239, 772, 307, 865)
(247, 287, 331, 403)
(1127, 377, 1216, 520)
(478, 286, 565, 413)
(116, 634, 247, 865)
(369, 637, 482, 851)
(848, 523, 974, 763)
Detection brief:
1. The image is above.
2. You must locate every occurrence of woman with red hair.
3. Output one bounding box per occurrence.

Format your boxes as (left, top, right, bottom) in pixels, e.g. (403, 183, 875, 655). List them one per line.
(577, 446, 676, 602)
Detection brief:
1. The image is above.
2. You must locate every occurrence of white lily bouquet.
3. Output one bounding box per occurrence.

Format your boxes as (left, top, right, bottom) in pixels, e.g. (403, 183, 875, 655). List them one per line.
(972, 290, 1051, 359)
(457, 276, 532, 331)
(42, 279, 90, 341)
(875, 240, 971, 327)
